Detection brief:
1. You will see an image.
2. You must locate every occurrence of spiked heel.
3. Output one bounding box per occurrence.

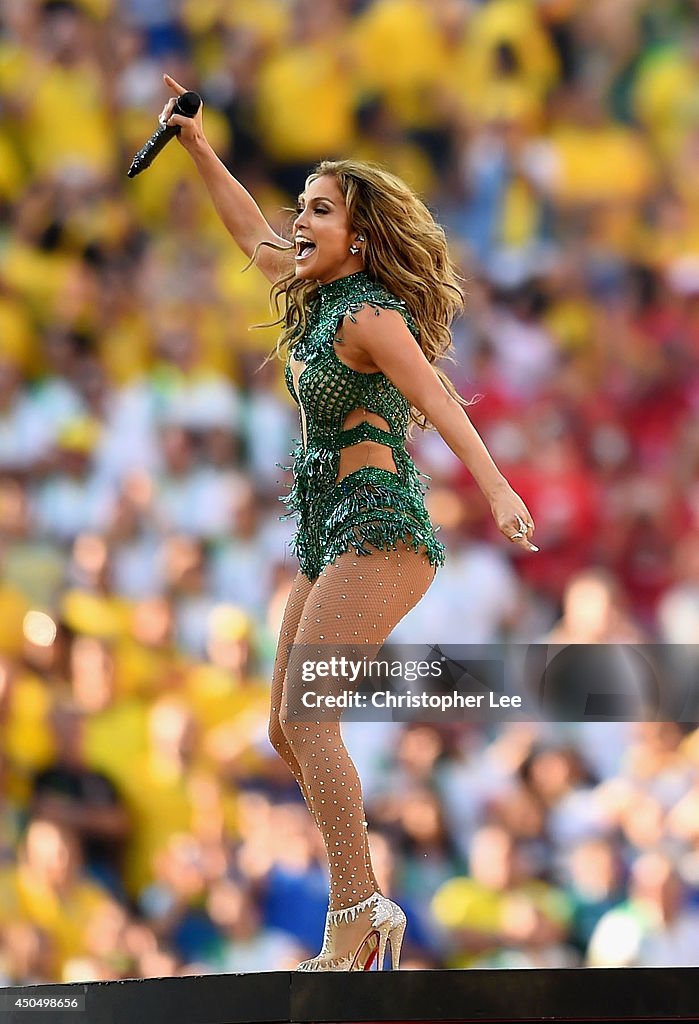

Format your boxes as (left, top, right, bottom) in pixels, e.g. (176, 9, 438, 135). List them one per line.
(388, 909, 407, 970)
(375, 903, 407, 971)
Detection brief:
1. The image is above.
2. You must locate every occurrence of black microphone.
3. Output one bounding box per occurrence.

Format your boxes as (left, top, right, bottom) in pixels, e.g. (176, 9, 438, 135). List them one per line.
(127, 91, 201, 178)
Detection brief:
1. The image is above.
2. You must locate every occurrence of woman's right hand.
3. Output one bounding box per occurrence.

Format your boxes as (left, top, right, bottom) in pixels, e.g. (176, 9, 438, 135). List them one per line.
(160, 73, 205, 153)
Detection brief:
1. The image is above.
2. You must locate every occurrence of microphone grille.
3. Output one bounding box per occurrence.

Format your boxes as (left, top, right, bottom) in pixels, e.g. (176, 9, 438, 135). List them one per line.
(177, 91, 202, 117)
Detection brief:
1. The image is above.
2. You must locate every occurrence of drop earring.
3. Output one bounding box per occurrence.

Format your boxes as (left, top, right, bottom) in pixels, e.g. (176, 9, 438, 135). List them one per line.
(349, 235, 365, 256)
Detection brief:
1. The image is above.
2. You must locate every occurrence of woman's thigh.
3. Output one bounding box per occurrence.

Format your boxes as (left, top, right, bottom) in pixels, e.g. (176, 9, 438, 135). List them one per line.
(281, 543, 437, 725)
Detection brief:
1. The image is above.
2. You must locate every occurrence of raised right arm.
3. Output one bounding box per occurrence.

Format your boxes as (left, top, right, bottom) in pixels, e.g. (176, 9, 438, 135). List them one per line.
(162, 73, 291, 284)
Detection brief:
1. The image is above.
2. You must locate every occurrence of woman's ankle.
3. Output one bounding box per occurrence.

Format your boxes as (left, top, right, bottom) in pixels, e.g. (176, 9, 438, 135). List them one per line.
(328, 888, 379, 917)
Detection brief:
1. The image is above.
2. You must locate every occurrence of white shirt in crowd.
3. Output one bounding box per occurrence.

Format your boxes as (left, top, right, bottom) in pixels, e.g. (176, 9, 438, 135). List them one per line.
(388, 541, 520, 646)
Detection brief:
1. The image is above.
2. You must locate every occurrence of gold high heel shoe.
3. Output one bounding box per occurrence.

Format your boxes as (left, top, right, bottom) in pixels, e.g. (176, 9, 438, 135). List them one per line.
(295, 892, 407, 971)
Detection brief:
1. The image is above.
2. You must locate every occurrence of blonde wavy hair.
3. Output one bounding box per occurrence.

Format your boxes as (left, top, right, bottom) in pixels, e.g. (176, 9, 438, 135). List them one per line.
(255, 159, 473, 431)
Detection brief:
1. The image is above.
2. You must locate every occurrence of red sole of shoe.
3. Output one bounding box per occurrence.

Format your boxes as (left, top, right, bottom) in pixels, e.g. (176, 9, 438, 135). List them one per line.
(363, 946, 378, 971)
(350, 930, 380, 971)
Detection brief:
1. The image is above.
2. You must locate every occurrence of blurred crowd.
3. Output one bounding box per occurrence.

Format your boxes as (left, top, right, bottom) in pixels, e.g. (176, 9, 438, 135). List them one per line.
(1, 0, 699, 983)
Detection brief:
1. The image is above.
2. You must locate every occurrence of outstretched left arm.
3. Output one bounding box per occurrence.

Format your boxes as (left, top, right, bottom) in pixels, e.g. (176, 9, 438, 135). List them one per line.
(341, 305, 538, 553)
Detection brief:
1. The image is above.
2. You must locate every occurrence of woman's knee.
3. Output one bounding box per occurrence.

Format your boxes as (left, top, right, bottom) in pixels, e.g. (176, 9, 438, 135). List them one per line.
(278, 705, 298, 746)
(279, 705, 318, 758)
(268, 712, 288, 755)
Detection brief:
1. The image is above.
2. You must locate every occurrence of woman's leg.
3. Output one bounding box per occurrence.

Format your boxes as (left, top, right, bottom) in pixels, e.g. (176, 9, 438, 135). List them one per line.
(280, 544, 437, 913)
(268, 569, 317, 791)
(268, 568, 382, 892)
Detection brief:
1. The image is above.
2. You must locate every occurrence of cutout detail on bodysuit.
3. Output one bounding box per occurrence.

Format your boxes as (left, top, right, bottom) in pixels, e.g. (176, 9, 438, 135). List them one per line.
(289, 352, 399, 481)
(334, 408, 398, 484)
(278, 269, 446, 581)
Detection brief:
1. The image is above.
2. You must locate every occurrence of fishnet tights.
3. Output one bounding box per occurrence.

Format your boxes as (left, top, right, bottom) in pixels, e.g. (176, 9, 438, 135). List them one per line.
(269, 544, 436, 911)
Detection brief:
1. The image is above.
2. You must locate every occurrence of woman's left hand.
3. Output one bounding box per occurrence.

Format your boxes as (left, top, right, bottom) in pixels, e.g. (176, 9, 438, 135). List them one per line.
(488, 484, 538, 552)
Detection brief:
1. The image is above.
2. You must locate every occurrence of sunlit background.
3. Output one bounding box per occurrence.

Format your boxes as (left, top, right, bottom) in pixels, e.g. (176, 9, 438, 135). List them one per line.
(2, 0, 699, 983)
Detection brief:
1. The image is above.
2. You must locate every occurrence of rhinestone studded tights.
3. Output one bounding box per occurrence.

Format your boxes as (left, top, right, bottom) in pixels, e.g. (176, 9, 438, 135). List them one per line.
(268, 543, 436, 911)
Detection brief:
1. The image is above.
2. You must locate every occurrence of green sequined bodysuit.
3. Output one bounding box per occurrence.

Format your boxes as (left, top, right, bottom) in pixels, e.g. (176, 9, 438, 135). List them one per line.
(279, 269, 446, 581)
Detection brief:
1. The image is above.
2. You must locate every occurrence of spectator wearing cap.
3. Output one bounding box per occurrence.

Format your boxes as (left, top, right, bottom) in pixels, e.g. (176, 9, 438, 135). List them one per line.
(184, 603, 270, 778)
(33, 416, 116, 542)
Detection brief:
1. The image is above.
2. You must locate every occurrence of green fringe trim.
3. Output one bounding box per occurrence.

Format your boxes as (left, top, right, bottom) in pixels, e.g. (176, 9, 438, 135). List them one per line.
(323, 510, 446, 570)
(276, 435, 445, 579)
(320, 474, 445, 572)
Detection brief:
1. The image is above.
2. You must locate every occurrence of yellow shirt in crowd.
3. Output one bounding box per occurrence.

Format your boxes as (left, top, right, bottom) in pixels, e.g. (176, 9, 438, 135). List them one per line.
(431, 875, 571, 968)
(255, 39, 355, 163)
(22, 63, 115, 178)
(549, 121, 658, 205)
(351, 0, 558, 131)
(116, 752, 236, 898)
(632, 45, 699, 163)
(0, 865, 114, 976)
(2, 669, 55, 804)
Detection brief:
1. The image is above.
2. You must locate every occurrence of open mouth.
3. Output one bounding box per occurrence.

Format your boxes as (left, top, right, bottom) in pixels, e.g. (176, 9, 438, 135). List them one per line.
(295, 239, 316, 261)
